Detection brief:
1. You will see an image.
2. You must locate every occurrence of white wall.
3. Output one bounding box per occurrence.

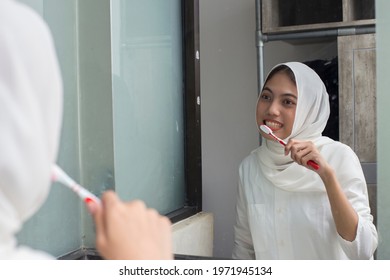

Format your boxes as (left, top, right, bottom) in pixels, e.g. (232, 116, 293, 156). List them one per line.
(200, 1, 337, 258)
(199, 0, 259, 258)
(172, 212, 214, 257)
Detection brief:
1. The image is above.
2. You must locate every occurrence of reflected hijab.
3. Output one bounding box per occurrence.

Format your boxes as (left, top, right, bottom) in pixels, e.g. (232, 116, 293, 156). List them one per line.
(0, 0, 63, 259)
(256, 62, 333, 192)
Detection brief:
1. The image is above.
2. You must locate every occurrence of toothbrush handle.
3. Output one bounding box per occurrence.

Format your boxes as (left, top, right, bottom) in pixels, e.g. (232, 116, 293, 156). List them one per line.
(271, 134, 320, 170)
(307, 160, 319, 170)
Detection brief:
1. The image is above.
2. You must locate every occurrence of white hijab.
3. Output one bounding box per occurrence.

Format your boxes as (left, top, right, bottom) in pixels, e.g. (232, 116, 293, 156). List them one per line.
(256, 62, 333, 192)
(0, 0, 63, 259)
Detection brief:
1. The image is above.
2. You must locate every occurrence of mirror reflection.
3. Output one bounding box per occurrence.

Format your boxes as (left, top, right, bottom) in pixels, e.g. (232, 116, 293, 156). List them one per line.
(6, 0, 384, 261)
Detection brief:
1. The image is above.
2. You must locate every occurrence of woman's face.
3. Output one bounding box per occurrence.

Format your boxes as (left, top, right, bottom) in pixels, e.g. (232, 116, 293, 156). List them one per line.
(256, 71, 298, 140)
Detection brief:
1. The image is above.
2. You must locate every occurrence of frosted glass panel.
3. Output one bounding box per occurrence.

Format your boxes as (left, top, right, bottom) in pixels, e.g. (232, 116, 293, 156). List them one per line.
(111, 0, 185, 214)
(16, 0, 82, 257)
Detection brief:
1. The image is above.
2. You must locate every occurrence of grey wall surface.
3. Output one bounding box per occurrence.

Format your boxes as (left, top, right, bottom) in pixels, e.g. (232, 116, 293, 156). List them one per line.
(199, 0, 259, 258)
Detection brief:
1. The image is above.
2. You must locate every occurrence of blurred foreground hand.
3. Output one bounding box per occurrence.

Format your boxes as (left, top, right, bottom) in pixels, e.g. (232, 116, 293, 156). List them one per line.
(88, 190, 173, 260)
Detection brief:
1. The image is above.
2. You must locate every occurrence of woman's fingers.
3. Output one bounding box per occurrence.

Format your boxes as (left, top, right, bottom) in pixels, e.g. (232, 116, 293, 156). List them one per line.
(90, 190, 173, 260)
(285, 139, 320, 169)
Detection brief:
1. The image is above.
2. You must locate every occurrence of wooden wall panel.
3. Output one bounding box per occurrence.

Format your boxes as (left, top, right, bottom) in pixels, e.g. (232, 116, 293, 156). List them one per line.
(338, 34, 376, 162)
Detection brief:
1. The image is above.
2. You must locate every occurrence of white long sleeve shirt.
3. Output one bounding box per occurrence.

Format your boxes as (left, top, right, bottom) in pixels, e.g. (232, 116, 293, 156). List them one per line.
(233, 142, 378, 260)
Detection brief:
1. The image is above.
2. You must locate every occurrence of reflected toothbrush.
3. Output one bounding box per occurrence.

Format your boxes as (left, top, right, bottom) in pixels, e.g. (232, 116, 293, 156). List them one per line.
(259, 124, 320, 170)
(51, 164, 101, 205)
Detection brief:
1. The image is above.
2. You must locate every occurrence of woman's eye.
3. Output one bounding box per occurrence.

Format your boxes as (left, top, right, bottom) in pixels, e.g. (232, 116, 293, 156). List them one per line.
(260, 93, 271, 100)
(283, 99, 296, 106)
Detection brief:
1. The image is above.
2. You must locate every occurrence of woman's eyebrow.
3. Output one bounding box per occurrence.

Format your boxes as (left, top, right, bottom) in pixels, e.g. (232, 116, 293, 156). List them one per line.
(282, 93, 297, 100)
(262, 86, 272, 93)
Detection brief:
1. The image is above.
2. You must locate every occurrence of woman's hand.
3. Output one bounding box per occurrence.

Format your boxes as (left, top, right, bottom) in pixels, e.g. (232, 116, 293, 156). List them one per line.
(284, 139, 329, 175)
(88, 190, 173, 260)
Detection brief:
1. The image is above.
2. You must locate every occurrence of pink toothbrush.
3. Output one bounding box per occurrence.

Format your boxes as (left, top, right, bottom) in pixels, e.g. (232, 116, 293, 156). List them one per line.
(51, 164, 101, 205)
(259, 125, 320, 170)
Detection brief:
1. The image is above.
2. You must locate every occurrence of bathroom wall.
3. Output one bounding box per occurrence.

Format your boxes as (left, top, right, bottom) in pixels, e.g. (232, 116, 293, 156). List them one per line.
(376, 0, 390, 260)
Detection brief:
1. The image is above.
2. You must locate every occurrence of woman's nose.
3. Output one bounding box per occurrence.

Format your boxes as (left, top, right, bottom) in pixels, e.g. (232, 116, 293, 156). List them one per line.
(266, 101, 280, 116)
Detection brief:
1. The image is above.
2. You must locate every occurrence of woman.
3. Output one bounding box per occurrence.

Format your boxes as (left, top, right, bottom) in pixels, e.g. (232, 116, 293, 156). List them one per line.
(232, 62, 377, 259)
(0, 0, 171, 260)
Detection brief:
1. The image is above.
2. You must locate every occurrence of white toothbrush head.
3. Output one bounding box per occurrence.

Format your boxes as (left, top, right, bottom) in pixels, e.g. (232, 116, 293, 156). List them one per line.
(259, 124, 273, 135)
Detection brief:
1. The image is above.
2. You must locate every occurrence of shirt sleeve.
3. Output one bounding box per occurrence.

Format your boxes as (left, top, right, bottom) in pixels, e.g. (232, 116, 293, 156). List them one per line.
(333, 145, 378, 259)
(337, 215, 378, 259)
(232, 166, 255, 260)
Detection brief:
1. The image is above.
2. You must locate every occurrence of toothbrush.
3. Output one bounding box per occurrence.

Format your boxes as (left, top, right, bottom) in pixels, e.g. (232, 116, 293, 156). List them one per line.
(259, 125, 320, 170)
(51, 164, 101, 205)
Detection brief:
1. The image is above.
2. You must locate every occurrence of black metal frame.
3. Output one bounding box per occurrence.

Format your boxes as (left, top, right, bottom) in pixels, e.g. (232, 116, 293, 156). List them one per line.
(59, 249, 220, 260)
(167, 0, 202, 223)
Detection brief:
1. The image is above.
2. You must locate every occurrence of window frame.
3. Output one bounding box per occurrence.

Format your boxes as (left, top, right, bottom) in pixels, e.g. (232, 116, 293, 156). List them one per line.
(167, 0, 202, 223)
